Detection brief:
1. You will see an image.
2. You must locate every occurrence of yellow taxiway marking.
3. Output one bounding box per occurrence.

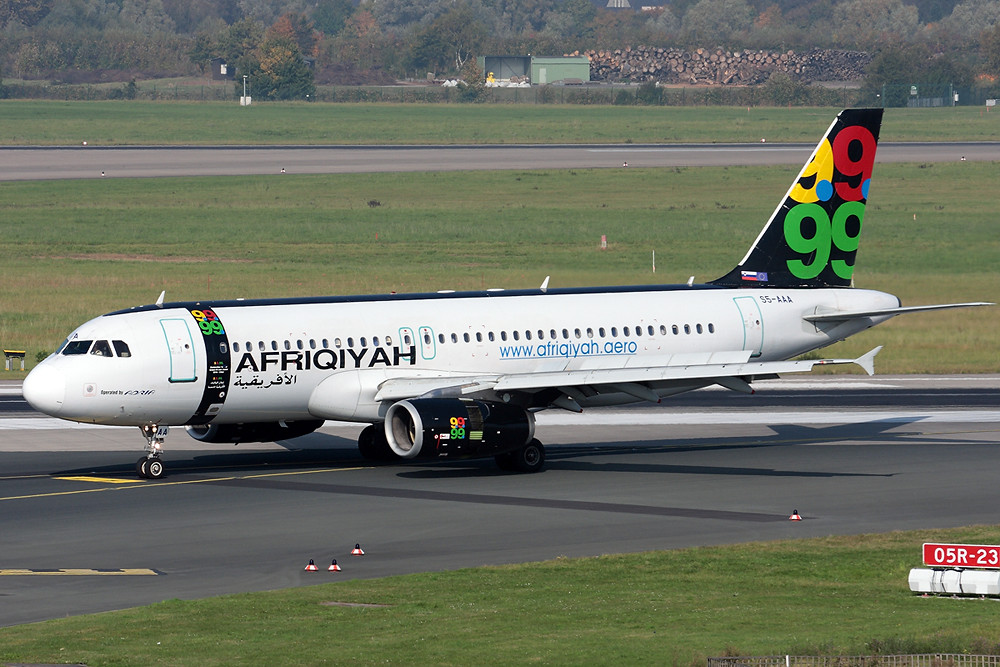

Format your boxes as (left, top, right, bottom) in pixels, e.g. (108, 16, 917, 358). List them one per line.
(0, 466, 368, 502)
(0, 568, 160, 576)
(55, 475, 142, 484)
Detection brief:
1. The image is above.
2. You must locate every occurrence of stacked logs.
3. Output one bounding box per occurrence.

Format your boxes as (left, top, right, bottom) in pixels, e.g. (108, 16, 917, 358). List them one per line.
(582, 47, 870, 85)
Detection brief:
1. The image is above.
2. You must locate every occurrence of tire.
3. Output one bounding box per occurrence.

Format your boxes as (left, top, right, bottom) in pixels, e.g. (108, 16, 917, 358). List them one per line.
(358, 424, 395, 461)
(146, 458, 165, 479)
(509, 439, 545, 473)
(136, 457, 149, 479)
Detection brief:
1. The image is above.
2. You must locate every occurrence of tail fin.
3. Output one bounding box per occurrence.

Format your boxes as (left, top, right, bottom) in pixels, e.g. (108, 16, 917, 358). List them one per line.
(712, 108, 883, 288)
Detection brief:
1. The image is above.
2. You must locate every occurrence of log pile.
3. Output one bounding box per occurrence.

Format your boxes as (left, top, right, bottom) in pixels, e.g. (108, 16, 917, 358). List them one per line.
(581, 47, 871, 85)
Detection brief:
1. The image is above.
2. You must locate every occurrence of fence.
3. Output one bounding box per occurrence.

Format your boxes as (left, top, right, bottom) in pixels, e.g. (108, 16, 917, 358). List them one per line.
(709, 655, 1000, 667)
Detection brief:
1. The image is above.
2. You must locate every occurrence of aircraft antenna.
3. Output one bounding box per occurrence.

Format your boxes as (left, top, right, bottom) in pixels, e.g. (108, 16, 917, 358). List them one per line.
(155, 291, 165, 307)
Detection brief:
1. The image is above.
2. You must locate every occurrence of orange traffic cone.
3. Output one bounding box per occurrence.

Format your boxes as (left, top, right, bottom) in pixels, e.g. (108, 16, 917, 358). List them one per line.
(305, 559, 319, 571)
(328, 559, 341, 572)
(352, 543, 365, 555)
(788, 509, 802, 521)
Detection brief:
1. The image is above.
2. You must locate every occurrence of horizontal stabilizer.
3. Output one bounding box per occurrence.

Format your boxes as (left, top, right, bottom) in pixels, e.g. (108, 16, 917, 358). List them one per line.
(804, 302, 993, 323)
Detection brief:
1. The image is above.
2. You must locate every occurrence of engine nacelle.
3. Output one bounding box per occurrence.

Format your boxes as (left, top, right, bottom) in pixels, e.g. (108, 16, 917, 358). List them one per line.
(186, 420, 324, 444)
(385, 398, 534, 460)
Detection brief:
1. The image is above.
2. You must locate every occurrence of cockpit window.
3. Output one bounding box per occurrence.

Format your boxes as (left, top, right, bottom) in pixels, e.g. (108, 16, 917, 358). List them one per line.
(90, 340, 113, 357)
(113, 340, 131, 357)
(62, 340, 93, 355)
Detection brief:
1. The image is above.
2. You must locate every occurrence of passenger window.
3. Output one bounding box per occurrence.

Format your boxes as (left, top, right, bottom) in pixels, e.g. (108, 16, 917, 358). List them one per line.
(90, 340, 112, 357)
(697, 324, 703, 334)
(624, 326, 631, 337)
(648, 326, 655, 336)
(512, 331, 520, 341)
(284, 340, 291, 351)
(310, 339, 317, 350)
(113, 340, 131, 357)
(219, 342, 228, 355)
(659, 325, 667, 335)
(463, 333, 470, 343)
(63, 340, 93, 355)
(348, 337, 356, 347)
(550, 329, 557, 340)
(405, 334, 412, 345)
(561, 329, 569, 339)
(451, 333, 458, 343)
(599, 327, 606, 337)
(574, 328, 581, 339)
(610, 327, 618, 338)
(360, 337, 367, 347)
(525, 330, 532, 341)
(271, 341, 278, 351)
(334, 338, 342, 348)
(297, 340, 304, 350)
(488, 332, 495, 342)
(476, 332, 483, 342)
(437, 333, 444, 344)
(684, 325, 691, 334)
(672, 325, 679, 335)
(501, 331, 508, 341)
(385, 336, 392, 345)
(587, 328, 594, 338)
(708, 323, 715, 333)
(232, 342, 241, 353)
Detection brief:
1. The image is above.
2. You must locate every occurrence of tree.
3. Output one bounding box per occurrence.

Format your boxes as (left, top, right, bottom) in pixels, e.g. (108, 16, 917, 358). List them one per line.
(247, 34, 315, 99)
(944, 0, 1000, 38)
(311, 0, 353, 35)
(831, 0, 920, 48)
(982, 23, 1000, 78)
(269, 12, 318, 56)
(409, 2, 487, 74)
(0, 0, 53, 27)
(681, 0, 754, 43)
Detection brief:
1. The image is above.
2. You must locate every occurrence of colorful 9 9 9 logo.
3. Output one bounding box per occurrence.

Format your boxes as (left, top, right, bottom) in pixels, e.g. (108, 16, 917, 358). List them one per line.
(784, 123, 877, 280)
(191, 309, 225, 336)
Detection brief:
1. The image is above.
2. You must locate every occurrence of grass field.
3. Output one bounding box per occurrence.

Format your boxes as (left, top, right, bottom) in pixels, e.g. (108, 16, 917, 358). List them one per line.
(2, 526, 1000, 665)
(1, 101, 1000, 145)
(1, 162, 997, 374)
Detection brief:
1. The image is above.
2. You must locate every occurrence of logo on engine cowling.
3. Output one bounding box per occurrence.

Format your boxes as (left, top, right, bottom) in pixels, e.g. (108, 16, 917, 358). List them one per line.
(235, 345, 417, 373)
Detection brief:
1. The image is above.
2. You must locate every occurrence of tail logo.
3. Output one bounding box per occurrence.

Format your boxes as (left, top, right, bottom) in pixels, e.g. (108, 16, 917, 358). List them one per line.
(783, 122, 877, 281)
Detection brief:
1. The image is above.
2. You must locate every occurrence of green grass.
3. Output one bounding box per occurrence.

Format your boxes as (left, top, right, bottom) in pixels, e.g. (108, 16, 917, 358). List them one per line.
(2, 526, 1000, 665)
(1, 163, 996, 375)
(2, 101, 1000, 145)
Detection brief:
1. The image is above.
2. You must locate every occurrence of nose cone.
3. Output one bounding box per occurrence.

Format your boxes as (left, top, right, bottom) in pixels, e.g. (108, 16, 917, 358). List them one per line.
(22, 362, 66, 417)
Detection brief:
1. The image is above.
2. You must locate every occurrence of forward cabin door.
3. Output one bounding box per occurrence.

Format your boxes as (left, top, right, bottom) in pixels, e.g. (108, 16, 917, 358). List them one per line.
(160, 318, 197, 383)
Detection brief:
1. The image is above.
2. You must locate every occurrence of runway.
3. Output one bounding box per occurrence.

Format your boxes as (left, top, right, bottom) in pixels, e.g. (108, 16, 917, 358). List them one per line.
(2, 376, 999, 627)
(1, 142, 997, 181)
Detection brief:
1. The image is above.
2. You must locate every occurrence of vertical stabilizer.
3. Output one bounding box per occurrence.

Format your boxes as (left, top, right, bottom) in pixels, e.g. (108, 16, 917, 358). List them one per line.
(712, 108, 883, 288)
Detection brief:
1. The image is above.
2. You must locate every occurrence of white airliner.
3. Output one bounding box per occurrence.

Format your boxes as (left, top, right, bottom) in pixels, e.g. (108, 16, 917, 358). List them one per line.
(23, 108, 990, 479)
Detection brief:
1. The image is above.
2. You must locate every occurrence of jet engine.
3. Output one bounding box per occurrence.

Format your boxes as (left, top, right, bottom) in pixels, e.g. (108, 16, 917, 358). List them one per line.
(186, 420, 324, 444)
(384, 398, 534, 460)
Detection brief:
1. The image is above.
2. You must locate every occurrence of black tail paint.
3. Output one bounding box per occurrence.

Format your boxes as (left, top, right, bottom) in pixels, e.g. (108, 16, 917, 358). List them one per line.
(712, 108, 884, 289)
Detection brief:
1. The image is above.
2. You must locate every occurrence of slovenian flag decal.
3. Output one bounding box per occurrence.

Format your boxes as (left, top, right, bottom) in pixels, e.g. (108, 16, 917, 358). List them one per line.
(741, 271, 768, 282)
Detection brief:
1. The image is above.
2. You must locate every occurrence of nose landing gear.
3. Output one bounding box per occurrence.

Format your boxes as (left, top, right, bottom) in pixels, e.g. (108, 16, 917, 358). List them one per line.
(137, 424, 168, 479)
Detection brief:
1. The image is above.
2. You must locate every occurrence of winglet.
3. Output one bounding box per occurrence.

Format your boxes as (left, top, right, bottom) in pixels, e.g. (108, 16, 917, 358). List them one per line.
(853, 346, 882, 376)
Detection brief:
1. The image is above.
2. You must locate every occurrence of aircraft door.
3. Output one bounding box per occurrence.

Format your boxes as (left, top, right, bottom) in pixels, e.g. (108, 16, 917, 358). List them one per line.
(160, 318, 197, 382)
(733, 296, 763, 357)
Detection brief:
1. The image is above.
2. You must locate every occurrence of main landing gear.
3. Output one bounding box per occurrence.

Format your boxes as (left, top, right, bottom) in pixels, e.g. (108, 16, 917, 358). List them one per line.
(494, 438, 546, 473)
(136, 424, 168, 479)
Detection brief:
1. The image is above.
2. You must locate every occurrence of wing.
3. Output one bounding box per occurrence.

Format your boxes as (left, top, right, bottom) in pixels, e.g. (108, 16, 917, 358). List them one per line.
(374, 347, 883, 411)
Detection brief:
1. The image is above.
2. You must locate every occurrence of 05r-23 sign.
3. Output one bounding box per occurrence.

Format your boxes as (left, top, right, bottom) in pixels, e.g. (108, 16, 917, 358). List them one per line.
(923, 543, 1000, 568)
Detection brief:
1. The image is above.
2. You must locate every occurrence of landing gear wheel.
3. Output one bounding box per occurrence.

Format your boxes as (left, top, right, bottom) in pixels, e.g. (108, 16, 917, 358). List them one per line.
(358, 424, 395, 461)
(136, 457, 150, 478)
(145, 458, 165, 479)
(501, 439, 546, 473)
